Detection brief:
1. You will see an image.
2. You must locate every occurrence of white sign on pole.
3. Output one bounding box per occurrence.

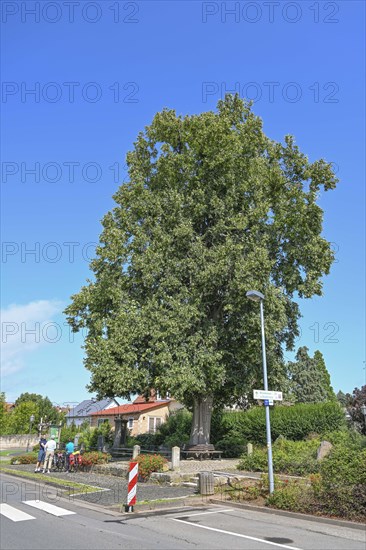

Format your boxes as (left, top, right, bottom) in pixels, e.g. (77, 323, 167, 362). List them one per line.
(253, 390, 283, 401)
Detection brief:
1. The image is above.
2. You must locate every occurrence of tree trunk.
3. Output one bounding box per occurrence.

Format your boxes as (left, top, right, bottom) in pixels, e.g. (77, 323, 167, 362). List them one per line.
(187, 396, 214, 450)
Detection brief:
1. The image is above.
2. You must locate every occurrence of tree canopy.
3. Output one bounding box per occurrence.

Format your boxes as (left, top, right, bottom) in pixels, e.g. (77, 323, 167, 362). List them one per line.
(66, 96, 337, 423)
(287, 347, 336, 403)
(15, 393, 59, 424)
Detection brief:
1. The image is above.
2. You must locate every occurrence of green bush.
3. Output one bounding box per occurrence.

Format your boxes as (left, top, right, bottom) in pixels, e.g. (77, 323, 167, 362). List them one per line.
(273, 438, 320, 475)
(60, 423, 83, 446)
(266, 477, 320, 514)
(136, 454, 167, 480)
(267, 479, 313, 512)
(266, 447, 366, 521)
(126, 435, 140, 448)
(89, 421, 114, 448)
(222, 402, 345, 445)
(320, 446, 366, 488)
(80, 451, 111, 467)
(10, 452, 38, 464)
(238, 448, 268, 471)
(157, 409, 192, 448)
(322, 429, 366, 450)
(238, 437, 320, 475)
(215, 432, 247, 458)
(134, 432, 163, 449)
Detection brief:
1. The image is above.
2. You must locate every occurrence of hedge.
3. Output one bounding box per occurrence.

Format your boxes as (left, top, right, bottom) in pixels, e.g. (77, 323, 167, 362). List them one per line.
(219, 402, 346, 445)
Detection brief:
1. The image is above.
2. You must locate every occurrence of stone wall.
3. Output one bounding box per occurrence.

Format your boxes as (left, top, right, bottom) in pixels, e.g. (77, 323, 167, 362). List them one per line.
(0, 435, 39, 450)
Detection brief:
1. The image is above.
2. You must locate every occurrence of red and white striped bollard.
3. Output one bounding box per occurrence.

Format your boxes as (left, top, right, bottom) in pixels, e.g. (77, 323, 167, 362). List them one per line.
(125, 461, 138, 512)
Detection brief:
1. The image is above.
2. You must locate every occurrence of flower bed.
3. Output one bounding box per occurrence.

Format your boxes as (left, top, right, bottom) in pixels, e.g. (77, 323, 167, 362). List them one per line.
(136, 454, 168, 481)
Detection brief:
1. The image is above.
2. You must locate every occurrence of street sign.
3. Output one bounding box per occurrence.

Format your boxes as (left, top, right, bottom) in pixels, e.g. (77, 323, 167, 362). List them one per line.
(253, 390, 283, 401)
(263, 399, 269, 406)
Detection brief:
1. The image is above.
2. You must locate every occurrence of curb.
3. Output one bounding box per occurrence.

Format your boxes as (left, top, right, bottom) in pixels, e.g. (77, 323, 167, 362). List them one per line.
(209, 499, 366, 531)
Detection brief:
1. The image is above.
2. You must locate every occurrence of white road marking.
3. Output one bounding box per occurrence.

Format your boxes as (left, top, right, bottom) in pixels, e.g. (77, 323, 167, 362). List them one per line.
(23, 500, 76, 517)
(171, 518, 303, 550)
(179, 509, 233, 517)
(0, 503, 35, 522)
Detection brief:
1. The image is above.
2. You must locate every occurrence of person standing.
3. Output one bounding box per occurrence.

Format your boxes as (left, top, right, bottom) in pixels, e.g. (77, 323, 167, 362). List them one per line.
(43, 435, 56, 473)
(34, 435, 47, 472)
(65, 438, 75, 473)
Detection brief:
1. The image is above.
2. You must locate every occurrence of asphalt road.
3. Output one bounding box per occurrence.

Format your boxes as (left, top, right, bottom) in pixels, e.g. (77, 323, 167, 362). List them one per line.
(1, 473, 365, 550)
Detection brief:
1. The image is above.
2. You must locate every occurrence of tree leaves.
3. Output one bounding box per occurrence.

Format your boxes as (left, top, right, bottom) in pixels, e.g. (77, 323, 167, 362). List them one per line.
(65, 95, 338, 408)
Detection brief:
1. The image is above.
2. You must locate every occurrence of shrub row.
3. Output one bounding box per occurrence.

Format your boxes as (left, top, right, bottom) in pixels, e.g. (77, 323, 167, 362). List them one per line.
(267, 447, 366, 521)
(218, 402, 346, 446)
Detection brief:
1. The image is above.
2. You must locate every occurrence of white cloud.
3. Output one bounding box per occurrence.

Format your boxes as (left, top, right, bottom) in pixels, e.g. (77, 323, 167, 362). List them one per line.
(0, 300, 63, 376)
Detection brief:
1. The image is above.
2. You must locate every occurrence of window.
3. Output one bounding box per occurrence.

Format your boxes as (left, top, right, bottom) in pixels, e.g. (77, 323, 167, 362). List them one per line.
(128, 417, 134, 429)
(148, 417, 162, 433)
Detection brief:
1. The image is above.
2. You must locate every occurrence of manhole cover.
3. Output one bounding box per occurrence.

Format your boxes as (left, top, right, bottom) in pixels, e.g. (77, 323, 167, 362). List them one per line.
(265, 538, 294, 544)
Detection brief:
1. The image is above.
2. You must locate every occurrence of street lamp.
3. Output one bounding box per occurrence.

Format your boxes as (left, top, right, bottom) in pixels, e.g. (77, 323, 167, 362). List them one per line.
(26, 414, 35, 453)
(246, 289, 275, 494)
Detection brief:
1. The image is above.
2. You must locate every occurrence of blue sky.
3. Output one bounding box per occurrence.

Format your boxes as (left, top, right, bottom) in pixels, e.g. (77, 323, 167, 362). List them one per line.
(1, 1, 365, 405)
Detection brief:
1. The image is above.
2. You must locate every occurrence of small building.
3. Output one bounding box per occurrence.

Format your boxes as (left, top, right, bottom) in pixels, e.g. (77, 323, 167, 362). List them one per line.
(90, 393, 182, 435)
(65, 398, 119, 427)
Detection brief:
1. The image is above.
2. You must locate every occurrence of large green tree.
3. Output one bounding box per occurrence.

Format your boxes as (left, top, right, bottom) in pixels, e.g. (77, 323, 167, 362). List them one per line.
(288, 347, 336, 403)
(6, 401, 39, 435)
(15, 393, 59, 424)
(66, 96, 337, 448)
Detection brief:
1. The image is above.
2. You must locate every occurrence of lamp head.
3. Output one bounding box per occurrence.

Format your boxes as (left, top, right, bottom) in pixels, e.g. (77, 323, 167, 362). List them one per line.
(246, 290, 265, 302)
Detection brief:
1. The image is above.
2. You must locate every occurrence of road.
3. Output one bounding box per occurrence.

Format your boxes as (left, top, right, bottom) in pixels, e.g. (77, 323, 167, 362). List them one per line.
(1, 473, 364, 550)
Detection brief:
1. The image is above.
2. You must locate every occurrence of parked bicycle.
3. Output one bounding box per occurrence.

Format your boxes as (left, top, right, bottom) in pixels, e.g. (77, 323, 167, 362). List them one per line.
(68, 451, 82, 473)
(53, 451, 66, 472)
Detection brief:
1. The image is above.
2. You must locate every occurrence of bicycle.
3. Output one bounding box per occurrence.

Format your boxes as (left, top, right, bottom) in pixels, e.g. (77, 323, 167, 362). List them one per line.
(53, 451, 66, 472)
(68, 451, 82, 473)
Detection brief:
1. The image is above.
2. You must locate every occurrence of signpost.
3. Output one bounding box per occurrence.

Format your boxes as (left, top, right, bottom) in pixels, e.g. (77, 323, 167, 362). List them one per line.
(253, 390, 283, 401)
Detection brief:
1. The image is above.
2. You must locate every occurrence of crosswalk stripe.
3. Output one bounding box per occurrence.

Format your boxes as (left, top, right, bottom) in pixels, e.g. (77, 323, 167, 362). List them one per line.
(0, 503, 35, 522)
(23, 500, 76, 517)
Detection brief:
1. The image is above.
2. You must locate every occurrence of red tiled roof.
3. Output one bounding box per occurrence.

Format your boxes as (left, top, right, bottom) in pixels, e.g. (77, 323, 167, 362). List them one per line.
(133, 389, 157, 403)
(90, 401, 170, 416)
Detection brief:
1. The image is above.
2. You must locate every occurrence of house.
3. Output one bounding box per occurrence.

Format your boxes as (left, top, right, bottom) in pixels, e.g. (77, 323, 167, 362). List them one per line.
(90, 392, 183, 435)
(65, 398, 119, 426)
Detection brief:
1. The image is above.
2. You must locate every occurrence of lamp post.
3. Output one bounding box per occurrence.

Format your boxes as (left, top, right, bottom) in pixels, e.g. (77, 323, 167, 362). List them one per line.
(246, 290, 275, 494)
(26, 414, 35, 452)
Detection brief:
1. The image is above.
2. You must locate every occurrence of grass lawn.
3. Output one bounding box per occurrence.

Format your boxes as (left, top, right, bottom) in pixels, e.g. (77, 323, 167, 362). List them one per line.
(0, 449, 25, 457)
